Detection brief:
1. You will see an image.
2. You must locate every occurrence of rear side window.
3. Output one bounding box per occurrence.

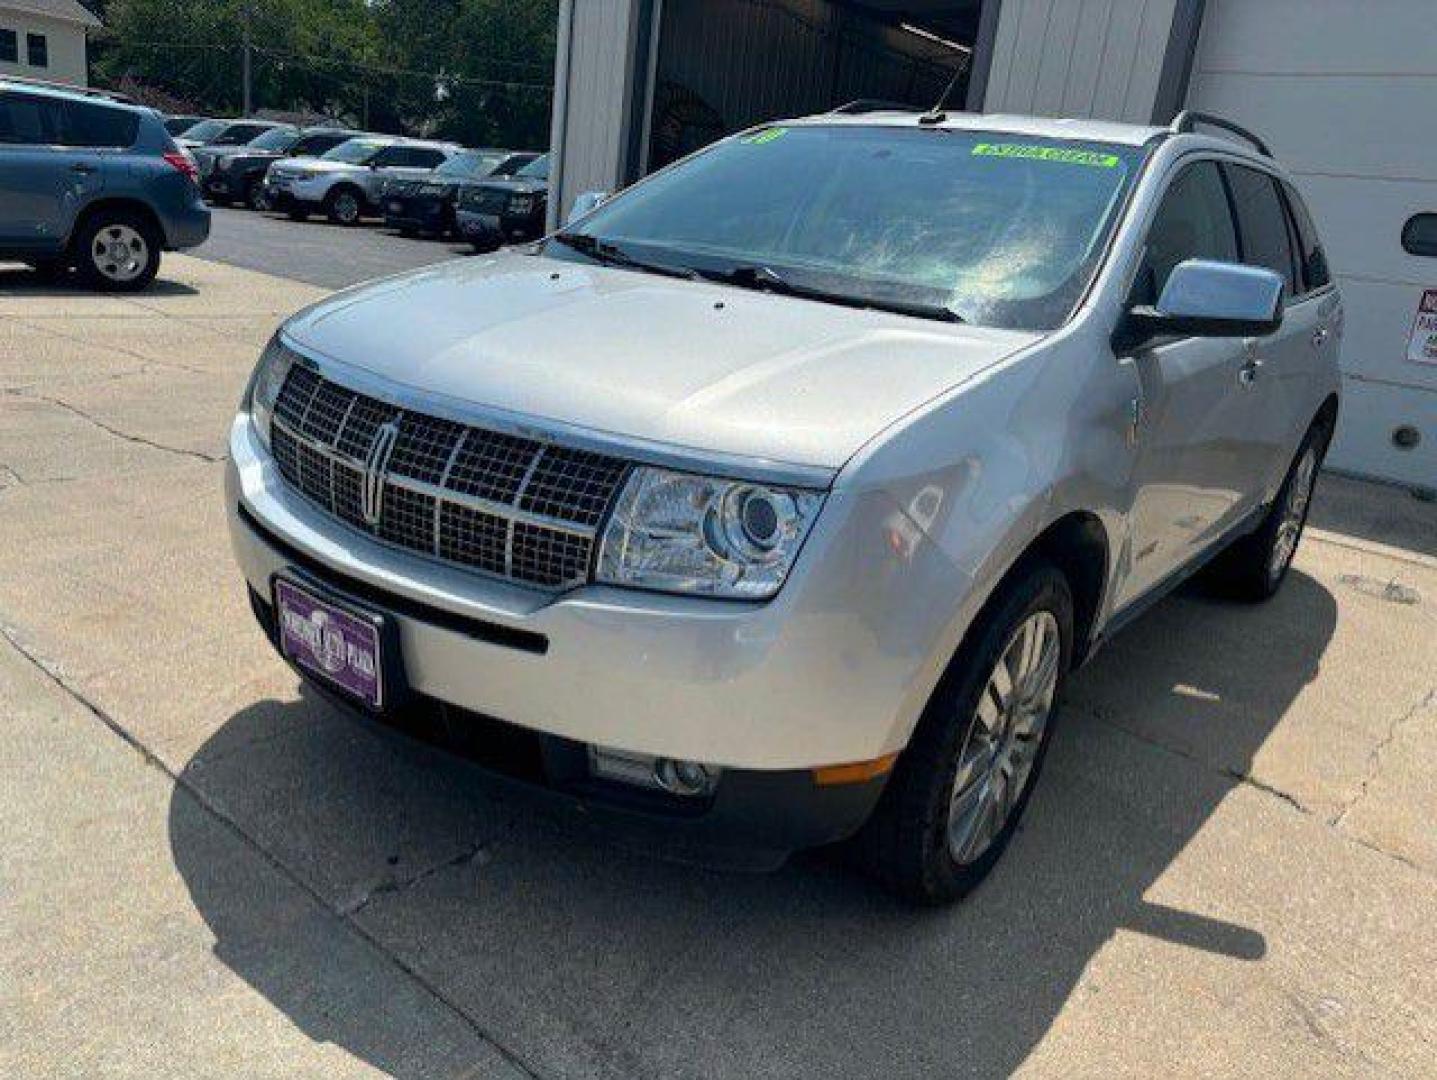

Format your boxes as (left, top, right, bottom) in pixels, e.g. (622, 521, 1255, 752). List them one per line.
(1283, 183, 1332, 291)
(0, 90, 63, 144)
(1134, 161, 1239, 305)
(294, 133, 345, 156)
(409, 149, 447, 169)
(62, 100, 139, 149)
(0, 29, 16, 64)
(1224, 165, 1297, 298)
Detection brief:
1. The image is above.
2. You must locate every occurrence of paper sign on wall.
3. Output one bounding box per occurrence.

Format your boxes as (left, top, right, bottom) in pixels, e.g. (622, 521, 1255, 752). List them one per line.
(1408, 289, 1437, 366)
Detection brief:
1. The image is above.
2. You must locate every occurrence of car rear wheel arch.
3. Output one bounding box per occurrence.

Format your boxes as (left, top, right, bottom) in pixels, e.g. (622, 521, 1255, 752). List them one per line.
(70, 199, 167, 253)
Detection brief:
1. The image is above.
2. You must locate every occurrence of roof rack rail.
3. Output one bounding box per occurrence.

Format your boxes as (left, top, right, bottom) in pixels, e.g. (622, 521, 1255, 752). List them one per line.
(829, 99, 919, 116)
(1170, 110, 1271, 157)
(0, 74, 134, 104)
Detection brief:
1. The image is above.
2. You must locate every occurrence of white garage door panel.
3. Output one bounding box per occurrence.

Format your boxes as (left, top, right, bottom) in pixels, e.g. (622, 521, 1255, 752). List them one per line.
(1189, 74, 1437, 179)
(1329, 380, 1436, 490)
(1196, 0, 1435, 72)
(1329, 280, 1437, 391)
(1297, 175, 1437, 284)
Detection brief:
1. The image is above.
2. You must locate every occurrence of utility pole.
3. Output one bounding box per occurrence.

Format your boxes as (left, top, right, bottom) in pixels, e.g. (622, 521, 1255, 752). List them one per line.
(241, 2, 254, 115)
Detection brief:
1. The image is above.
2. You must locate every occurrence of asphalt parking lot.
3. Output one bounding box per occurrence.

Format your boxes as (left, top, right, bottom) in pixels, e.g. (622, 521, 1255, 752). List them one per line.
(2, 249, 1436, 1078)
(199, 206, 477, 289)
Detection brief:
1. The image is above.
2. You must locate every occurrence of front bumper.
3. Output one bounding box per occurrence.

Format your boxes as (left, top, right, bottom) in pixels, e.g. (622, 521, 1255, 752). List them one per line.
(383, 194, 451, 232)
(227, 409, 967, 832)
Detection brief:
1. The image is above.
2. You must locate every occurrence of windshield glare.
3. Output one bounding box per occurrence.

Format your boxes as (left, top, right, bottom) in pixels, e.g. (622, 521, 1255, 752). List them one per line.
(517, 154, 549, 180)
(563, 126, 1141, 330)
(180, 119, 227, 141)
(322, 138, 389, 164)
(249, 128, 298, 152)
(436, 151, 505, 179)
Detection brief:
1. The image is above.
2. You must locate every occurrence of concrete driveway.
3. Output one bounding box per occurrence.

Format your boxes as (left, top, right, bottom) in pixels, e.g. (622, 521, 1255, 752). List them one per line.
(1, 256, 1435, 1079)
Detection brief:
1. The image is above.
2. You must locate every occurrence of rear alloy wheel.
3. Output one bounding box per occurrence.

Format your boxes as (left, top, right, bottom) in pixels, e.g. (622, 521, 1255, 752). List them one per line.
(1209, 422, 1329, 601)
(855, 561, 1073, 904)
(75, 213, 160, 292)
(325, 187, 363, 226)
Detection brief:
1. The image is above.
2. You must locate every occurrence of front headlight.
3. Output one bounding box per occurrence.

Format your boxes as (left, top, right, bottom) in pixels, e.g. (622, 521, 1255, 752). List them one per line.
(596, 468, 823, 599)
(247, 334, 296, 450)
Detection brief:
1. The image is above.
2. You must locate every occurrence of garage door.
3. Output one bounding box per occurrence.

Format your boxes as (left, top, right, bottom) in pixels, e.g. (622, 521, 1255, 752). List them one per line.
(1188, 0, 1437, 489)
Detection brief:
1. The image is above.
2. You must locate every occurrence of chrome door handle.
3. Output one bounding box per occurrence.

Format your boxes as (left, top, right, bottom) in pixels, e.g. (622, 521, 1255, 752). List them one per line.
(1311, 326, 1330, 348)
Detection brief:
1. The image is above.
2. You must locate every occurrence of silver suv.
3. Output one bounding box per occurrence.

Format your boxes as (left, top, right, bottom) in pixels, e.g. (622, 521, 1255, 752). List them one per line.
(263, 136, 461, 225)
(228, 110, 1341, 902)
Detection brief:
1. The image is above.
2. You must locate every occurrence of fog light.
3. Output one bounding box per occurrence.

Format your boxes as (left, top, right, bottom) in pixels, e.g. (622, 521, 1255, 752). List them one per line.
(655, 758, 718, 797)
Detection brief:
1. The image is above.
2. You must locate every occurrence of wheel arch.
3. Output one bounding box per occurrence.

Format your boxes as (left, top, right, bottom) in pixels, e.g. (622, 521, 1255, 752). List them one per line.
(69, 198, 166, 253)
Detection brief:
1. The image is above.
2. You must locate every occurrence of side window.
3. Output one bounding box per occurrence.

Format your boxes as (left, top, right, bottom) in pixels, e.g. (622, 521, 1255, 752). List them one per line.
(1224, 165, 1297, 298)
(1282, 182, 1332, 291)
(61, 101, 139, 149)
(370, 146, 407, 167)
(412, 149, 447, 169)
(0, 90, 63, 145)
(0, 29, 17, 64)
(1134, 160, 1239, 306)
(26, 32, 47, 68)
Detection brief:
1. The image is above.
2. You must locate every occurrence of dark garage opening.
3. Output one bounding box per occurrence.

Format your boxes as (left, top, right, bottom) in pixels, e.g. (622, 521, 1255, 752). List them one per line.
(645, 0, 988, 172)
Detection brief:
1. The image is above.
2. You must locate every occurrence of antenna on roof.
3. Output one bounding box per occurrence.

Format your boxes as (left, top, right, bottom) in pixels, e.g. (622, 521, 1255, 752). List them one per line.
(918, 65, 966, 126)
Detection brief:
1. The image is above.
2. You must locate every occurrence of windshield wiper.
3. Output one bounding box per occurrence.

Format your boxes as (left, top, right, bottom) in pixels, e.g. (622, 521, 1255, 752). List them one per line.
(550, 233, 700, 282)
(699, 264, 965, 324)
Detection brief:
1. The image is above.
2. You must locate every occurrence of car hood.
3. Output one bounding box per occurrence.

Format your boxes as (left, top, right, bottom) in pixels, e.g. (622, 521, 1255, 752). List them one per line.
(472, 177, 547, 197)
(272, 158, 367, 177)
(281, 253, 1038, 471)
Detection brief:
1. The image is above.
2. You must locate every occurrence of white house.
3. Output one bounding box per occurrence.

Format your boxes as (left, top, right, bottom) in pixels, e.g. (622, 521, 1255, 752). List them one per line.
(0, 0, 99, 88)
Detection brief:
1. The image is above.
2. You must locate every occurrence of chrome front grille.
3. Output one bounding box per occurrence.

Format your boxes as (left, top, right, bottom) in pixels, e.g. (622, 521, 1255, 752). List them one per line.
(461, 187, 509, 213)
(269, 364, 629, 590)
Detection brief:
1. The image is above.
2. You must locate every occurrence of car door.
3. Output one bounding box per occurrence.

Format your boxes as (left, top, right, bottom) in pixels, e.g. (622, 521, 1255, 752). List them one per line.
(1114, 159, 1259, 608)
(0, 90, 103, 251)
(1222, 163, 1316, 498)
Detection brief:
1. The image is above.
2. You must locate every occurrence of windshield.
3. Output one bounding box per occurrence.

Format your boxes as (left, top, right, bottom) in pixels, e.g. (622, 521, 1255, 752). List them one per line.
(180, 119, 228, 141)
(560, 126, 1143, 330)
(321, 138, 389, 164)
(435, 151, 506, 179)
(248, 127, 298, 152)
(517, 154, 550, 181)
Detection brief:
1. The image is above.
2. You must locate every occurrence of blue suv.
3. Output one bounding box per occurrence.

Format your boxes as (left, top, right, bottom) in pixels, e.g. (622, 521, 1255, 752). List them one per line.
(0, 79, 210, 291)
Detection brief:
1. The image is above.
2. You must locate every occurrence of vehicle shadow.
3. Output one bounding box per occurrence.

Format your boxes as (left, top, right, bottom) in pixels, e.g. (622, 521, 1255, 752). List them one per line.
(0, 265, 199, 296)
(168, 570, 1336, 1079)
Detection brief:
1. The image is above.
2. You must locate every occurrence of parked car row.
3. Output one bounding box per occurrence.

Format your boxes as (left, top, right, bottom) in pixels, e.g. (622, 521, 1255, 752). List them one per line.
(166, 113, 552, 249)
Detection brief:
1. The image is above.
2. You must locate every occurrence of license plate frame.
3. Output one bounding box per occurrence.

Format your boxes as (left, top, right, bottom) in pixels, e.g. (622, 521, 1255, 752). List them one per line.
(272, 573, 400, 712)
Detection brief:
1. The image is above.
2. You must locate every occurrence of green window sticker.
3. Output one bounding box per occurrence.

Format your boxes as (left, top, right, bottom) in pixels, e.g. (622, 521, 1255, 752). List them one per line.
(972, 142, 1120, 168)
(745, 127, 789, 146)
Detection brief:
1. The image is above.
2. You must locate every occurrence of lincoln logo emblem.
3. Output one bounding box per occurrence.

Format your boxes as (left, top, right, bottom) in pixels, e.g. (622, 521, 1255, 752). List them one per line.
(361, 418, 401, 527)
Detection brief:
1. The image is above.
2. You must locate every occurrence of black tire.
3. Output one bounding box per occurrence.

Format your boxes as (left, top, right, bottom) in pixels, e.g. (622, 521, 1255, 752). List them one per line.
(324, 186, 364, 226)
(73, 209, 161, 293)
(855, 560, 1074, 904)
(1207, 420, 1331, 601)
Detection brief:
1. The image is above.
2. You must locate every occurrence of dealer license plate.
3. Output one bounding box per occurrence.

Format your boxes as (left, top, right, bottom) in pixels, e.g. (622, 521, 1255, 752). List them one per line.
(274, 578, 386, 710)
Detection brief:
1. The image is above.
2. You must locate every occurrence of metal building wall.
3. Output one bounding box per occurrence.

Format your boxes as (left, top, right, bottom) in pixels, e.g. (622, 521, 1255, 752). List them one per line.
(982, 0, 1179, 122)
(547, 0, 648, 228)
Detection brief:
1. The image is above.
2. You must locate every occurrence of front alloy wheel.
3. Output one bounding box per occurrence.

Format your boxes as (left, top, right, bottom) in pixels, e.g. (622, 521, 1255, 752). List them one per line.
(855, 560, 1072, 904)
(947, 611, 1061, 865)
(326, 188, 362, 225)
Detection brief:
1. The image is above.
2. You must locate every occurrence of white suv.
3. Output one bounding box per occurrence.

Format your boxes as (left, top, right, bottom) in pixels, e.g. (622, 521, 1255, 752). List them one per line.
(263, 136, 461, 225)
(228, 110, 1340, 902)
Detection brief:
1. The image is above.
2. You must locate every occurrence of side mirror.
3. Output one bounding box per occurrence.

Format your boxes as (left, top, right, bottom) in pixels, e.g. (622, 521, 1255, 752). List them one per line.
(1115, 259, 1284, 353)
(566, 190, 611, 226)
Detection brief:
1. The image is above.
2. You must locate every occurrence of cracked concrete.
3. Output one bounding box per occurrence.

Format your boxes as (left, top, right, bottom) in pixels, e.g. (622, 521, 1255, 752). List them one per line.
(3, 253, 1437, 1078)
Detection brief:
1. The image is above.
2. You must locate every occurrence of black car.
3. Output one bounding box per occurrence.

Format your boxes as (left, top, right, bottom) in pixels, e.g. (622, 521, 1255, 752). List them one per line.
(382, 148, 539, 238)
(203, 126, 363, 210)
(454, 153, 551, 250)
